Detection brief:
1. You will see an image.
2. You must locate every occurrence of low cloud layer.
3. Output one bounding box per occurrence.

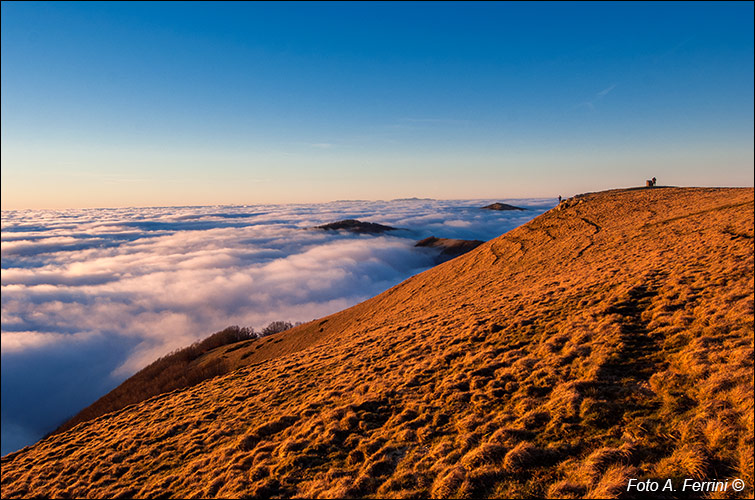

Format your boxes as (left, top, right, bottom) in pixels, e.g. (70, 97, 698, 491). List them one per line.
(1, 198, 553, 455)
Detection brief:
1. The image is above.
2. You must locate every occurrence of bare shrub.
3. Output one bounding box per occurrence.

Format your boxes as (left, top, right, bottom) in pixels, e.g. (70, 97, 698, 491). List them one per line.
(54, 326, 253, 434)
(52, 323, 297, 435)
(260, 321, 295, 336)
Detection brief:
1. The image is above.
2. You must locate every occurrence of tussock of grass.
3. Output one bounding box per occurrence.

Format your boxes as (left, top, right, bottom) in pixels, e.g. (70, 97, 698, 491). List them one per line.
(2, 187, 753, 499)
(654, 445, 710, 481)
(586, 465, 642, 499)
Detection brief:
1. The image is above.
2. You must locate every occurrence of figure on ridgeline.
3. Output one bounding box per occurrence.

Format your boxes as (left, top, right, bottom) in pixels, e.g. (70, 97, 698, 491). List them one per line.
(652, 177, 657, 186)
(558, 195, 562, 203)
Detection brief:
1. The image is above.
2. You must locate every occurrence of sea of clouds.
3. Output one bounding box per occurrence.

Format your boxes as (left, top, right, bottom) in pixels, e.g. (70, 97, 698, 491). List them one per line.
(1, 198, 553, 455)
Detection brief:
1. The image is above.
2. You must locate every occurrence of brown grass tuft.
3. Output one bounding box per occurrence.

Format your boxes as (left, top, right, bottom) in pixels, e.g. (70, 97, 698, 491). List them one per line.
(585, 465, 641, 499)
(460, 443, 508, 469)
(547, 480, 588, 499)
(430, 465, 467, 498)
(654, 445, 709, 480)
(502, 442, 542, 472)
(579, 447, 628, 481)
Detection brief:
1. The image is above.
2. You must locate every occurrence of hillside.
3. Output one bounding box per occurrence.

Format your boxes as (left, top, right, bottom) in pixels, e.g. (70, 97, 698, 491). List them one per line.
(2, 187, 753, 499)
(52, 326, 260, 436)
(56, 235, 486, 435)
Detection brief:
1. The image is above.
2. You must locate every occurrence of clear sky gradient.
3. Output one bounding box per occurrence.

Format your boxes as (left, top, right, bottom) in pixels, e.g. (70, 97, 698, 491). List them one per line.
(1, 1, 753, 209)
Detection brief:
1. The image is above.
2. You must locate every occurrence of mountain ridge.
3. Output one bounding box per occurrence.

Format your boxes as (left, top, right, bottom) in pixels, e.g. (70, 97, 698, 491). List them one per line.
(2, 187, 752, 499)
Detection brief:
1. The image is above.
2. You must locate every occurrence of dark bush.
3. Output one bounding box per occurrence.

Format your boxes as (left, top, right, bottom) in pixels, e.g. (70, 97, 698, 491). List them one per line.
(194, 326, 256, 352)
(260, 321, 294, 337)
(54, 325, 260, 435)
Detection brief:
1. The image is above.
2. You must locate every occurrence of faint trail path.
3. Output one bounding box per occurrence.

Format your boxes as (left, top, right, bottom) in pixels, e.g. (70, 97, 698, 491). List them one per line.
(645, 200, 754, 228)
(574, 217, 601, 259)
(579, 217, 601, 234)
(583, 270, 668, 429)
(601, 270, 667, 380)
(489, 236, 524, 265)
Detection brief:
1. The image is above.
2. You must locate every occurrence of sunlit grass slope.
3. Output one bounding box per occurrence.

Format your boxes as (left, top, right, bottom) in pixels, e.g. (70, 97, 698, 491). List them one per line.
(2, 187, 753, 499)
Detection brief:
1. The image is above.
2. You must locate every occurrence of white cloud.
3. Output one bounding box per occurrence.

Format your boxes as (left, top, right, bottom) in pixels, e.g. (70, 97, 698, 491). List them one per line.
(578, 83, 618, 110)
(1, 331, 87, 352)
(596, 84, 616, 98)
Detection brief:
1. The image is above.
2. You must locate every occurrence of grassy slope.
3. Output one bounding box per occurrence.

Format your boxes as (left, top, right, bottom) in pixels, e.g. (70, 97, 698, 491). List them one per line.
(2, 187, 753, 499)
(54, 326, 256, 435)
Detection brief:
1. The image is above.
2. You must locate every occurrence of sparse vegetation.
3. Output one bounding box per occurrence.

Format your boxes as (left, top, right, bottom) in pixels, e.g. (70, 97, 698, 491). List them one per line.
(261, 321, 295, 336)
(2, 188, 752, 499)
(52, 322, 298, 435)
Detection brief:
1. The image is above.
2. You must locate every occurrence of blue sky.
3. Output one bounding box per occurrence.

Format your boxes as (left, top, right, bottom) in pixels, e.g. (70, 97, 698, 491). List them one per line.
(1, 1, 753, 209)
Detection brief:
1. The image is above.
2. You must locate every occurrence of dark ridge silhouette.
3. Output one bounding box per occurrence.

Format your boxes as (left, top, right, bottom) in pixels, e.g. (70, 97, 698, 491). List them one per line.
(482, 202, 526, 211)
(314, 219, 398, 234)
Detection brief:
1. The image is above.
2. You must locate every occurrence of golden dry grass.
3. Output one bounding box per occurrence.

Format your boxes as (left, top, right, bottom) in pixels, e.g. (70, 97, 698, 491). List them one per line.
(1, 187, 753, 499)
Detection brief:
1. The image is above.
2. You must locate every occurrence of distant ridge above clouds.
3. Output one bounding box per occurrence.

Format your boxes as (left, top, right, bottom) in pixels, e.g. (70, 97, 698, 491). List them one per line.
(313, 219, 399, 234)
(390, 197, 435, 202)
(481, 202, 526, 211)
